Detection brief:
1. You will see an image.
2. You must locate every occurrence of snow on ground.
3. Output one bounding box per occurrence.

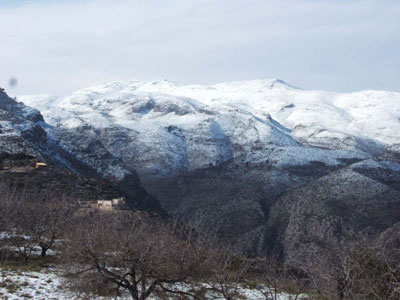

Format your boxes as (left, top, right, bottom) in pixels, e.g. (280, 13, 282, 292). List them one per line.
(0, 121, 21, 138)
(0, 269, 73, 300)
(0, 235, 307, 299)
(0, 269, 309, 300)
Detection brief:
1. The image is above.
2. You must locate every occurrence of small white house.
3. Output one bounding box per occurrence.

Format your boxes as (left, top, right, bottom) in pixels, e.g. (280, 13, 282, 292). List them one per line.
(97, 197, 126, 210)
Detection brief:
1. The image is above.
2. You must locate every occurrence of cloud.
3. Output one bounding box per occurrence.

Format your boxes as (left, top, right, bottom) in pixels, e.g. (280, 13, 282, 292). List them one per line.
(0, 0, 399, 95)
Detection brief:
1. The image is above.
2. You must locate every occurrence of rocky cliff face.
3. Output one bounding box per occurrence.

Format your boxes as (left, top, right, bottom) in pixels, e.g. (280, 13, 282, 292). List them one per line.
(19, 79, 400, 264)
(0, 90, 46, 156)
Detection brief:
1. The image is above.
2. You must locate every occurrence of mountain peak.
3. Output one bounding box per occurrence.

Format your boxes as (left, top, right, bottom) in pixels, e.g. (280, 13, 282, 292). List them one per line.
(268, 78, 300, 89)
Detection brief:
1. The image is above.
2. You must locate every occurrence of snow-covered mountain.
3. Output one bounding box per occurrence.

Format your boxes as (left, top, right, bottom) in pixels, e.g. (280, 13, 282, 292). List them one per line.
(19, 79, 400, 262)
(19, 79, 400, 184)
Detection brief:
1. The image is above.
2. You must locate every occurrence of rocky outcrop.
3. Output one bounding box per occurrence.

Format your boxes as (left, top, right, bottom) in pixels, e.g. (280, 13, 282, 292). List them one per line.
(143, 156, 400, 264)
(0, 90, 46, 156)
(269, 167, 400, 266)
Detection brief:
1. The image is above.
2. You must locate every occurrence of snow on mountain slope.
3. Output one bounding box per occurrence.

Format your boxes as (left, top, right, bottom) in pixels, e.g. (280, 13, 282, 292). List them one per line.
(16, 81, 400, 261)
(0, 90, 47, 156)
(19, 79, 400, 182)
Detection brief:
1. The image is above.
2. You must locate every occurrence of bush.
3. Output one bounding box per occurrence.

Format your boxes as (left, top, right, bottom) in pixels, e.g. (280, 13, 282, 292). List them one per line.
(306, 243, 400, 300)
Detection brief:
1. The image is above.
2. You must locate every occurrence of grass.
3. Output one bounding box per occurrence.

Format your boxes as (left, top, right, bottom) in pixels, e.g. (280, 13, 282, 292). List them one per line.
(0, 256, 60, 273)
(4, 283, 19, 294)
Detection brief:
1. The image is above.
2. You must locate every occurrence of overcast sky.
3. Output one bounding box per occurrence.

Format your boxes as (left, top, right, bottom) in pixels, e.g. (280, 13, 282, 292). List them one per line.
(0, 0, 399, 96)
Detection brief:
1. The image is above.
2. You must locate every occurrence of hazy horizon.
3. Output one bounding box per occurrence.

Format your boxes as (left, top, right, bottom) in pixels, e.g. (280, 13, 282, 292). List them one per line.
(1, 0, 399, 96)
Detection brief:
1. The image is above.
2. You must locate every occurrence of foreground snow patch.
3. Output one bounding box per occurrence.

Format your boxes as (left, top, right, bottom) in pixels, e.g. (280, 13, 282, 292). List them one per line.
(0, 269, 309, 299)
(0, 270, 72, 300)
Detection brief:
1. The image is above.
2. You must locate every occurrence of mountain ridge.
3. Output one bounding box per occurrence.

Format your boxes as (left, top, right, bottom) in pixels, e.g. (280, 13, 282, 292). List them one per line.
(19, 78, 400, 184)
(15, 79, 400, 263)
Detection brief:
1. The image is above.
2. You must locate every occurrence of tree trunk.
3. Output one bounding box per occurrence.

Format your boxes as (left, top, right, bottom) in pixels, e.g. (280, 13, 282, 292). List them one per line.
(129, 288, 139, 300)
(23, 253, 30, 264)
(337, 276, 345, 300)
(40, 247, 48, 257)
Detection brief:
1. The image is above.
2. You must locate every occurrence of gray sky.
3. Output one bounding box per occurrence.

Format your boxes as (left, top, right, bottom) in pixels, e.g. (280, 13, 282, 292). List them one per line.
(0, 0, 399, 96)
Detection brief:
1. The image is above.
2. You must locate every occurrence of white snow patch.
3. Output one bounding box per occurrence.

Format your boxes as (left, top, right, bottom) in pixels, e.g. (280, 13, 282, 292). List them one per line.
(0, 269, 308, 300)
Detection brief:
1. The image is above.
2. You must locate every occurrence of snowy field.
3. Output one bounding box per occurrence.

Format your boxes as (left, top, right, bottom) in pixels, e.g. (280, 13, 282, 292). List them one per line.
(0, 269, 73, 300)
(0, 268, 309, 299)
(0, 234, 310, 299)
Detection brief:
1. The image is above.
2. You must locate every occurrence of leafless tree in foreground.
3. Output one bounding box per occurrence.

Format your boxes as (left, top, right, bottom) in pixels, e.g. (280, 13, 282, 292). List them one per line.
(0, 183, 77, 263)
(32, 197, 76, 257)
(200, 250, 250, 300)
(0, 185, 40, 263)
(251, 259, 309, 300)
(304, 242, 400, 300)
(64, 209, 322, 300)
(65, 211, 220, 300)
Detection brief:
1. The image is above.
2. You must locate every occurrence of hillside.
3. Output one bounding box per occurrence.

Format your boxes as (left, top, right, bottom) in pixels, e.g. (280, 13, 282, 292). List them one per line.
(18, 79, 400, 264)
(0, 89, 162, 212)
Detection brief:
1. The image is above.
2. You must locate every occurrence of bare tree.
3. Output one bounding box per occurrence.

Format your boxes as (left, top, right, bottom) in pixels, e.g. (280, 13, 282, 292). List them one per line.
(0, 184, 38, 263)
(305, 242, 400, 300)
(203, 250, 250, 300)
(250, 258, 308, 300)
(0, 184, 77, 263)
(65, 211, 216, 300)
(32, 197, 76, 257)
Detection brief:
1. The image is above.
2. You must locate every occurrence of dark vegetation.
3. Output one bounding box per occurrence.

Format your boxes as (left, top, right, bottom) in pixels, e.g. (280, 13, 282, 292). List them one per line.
(0, 182, 399, 299)
(0, 152, 120, 200)
(0, 151, 165, 215)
